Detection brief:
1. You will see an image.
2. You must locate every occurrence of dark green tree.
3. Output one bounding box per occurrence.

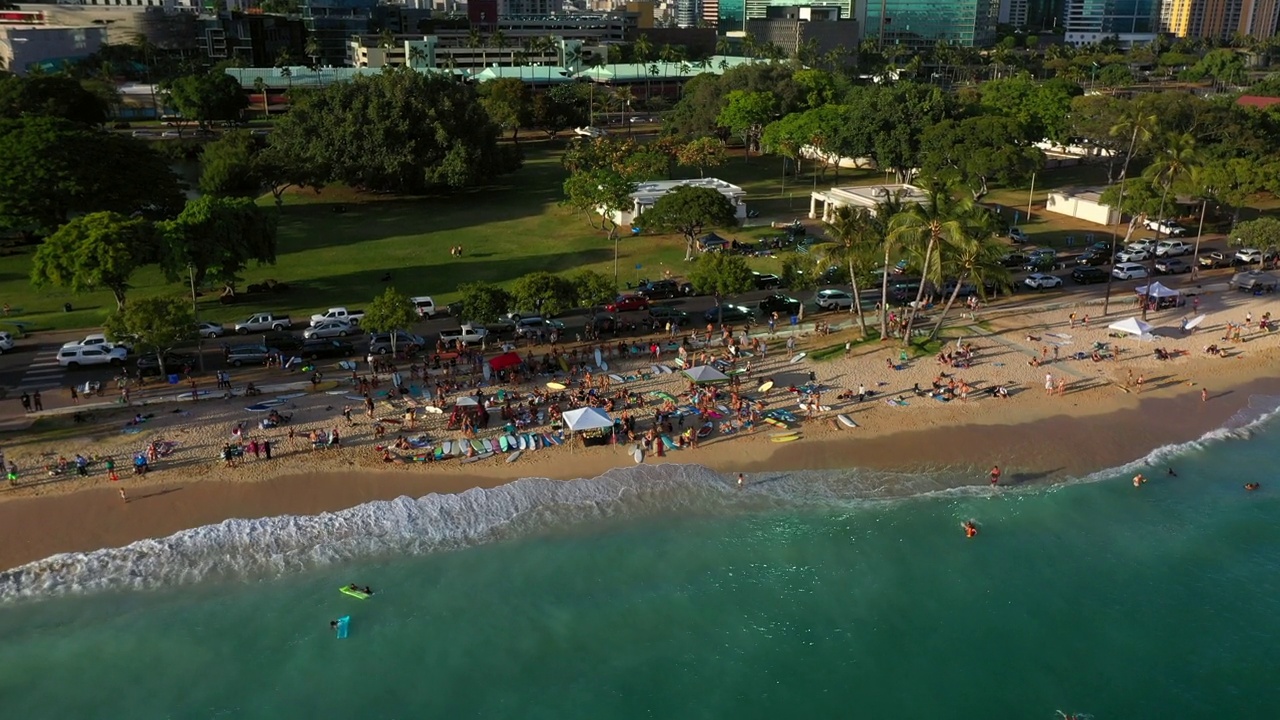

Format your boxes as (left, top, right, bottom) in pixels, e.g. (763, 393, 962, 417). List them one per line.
(478, 77, 532, 143)
(571, 269, 616, 310)
(717, 90, 775, 157)
(531, 83, 589, 140)
(687, 251, 753, 325)
(456, 282, 513, 325)
(269, 69, 515, 194)
(199, 130, 261, 198)
(157, 196, 277, 292)
(0, 74, 108, 125)
(103, 296, 197, 377)
(510, 271, 576, 317)
(162, 70, 248, 129)
(31, 211, 156, 310)
(919, 116, 1044, 199)
(643, 185, 738, 261)
(363, 286, 418, 354)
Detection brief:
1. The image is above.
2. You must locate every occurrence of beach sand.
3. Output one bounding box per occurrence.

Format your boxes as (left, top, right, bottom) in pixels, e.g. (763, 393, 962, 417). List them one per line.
(1, 287, 1276, 571)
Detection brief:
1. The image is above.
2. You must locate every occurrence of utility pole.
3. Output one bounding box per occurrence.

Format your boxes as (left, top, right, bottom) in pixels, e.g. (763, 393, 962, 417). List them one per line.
(189, 265, 205, 372)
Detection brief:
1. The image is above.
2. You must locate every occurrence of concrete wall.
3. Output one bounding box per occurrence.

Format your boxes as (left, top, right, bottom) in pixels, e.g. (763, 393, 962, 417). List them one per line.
(1046, 191, 1120, 226)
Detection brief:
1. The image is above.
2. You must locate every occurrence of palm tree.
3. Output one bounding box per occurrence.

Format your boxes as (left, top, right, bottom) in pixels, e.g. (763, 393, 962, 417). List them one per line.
(823, 206, 879, 337)
(927, 218, 1008, 342)
(1139, 132, 1199, 317)
(279, 65, 292, 92)
(873, 192, 906, 339)
(887, 183, 970, 347)
(408, 44, 428, 72)
(253, 76, 269, 116)
(1102, 101, 1160, 315)
(491, 31, 507, 50)
(304, 36, 322, 69)
(715, 37, 732, 57)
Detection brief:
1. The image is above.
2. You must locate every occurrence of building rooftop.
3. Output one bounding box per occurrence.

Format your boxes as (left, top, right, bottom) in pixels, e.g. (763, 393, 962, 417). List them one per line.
(817, 184, 929, 206)
(1053, 186, 1109, 203)
(631, 178, 745, 201)
(1236, 95, 1280, 110)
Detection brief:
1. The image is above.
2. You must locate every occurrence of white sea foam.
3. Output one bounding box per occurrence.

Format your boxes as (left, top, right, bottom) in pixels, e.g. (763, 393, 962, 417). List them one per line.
(4, 394, 1279, 602)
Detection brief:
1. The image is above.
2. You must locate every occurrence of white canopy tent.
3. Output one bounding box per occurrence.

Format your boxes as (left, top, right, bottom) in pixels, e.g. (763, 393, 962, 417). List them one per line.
(1135, 281, 1179, 298)
(682, 365, 729, 384)
(1108, 317, 1154, 336)
(454, 396, 479, 406)
(562, 407, 614, 432)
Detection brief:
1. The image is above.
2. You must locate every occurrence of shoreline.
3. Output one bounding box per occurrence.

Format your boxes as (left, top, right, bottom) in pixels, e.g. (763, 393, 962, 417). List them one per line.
(2, 374, 1276, 572)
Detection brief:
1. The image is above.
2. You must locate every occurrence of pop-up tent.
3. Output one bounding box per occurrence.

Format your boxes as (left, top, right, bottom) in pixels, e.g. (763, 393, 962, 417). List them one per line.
(488, 352, 522, 371)
(562, 407, 614, 432)
(1107, 317, 1153, 336)
(1134, 281, 1179, 298)
(682, 365, 729, 384)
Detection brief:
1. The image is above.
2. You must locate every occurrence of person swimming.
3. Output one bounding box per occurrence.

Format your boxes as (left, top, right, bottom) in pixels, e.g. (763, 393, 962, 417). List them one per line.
(1167, 467, 1178, 477)
(330, 620, 338, 630)
(963, 520, 978, 538)
(1244, 483, 1260, 491)
(363, 586, 373, 595)
(1133, 473, 1147, 487)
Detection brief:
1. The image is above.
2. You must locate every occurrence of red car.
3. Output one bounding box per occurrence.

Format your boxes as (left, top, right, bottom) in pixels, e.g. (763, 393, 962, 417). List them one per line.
(606, 294, 650, 313)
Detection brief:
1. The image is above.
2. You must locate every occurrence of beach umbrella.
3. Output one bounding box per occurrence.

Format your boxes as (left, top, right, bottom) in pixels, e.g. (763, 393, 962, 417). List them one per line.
(1107, 317, 1153, 337)
(489, 352, 522, 371)
(562, 407, 614, 432)
(454, 395, 479, 406)
(682, 365, 729, 384)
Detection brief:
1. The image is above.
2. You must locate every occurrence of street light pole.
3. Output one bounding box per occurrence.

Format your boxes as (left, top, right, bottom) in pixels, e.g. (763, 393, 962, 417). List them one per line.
(189, 264, 205, 372)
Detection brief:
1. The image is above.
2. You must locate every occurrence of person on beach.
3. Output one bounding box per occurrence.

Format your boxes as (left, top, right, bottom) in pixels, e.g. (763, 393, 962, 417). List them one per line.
(737, 473, 744, 490)
(1202, 388, 1208, 403)
(989, 465, 1001, 486)
(119, 488, 128, 503)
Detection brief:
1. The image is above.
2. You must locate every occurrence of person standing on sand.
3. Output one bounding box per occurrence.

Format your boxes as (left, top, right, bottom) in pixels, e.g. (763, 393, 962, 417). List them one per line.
(1202, 388, 1208, 402)
(1044, 373, 1054, 395)
(33, 391, 42, 412)
(1069, 312, 1077, 328)
(1056, 378, 1066, 396)
(69, 385, 78, 404)
(1136, 374, 1144, 393)
(263, 440, 272, 460)
(119, 488, 128, 503)
(989, 466, 1002, 486)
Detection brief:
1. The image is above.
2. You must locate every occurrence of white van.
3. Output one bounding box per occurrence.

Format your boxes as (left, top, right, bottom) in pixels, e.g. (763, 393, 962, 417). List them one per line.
(411, 296, 438, 319)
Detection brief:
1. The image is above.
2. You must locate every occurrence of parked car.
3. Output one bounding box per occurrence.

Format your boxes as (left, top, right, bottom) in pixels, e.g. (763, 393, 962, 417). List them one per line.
(647, 306, 692, 326)
(62, 333, 129, 353)
(590, 312, 636, 334)
(0, 331, 14, 353)
(1115, 246, 1151, 263)
(606, 294, 651, 313)
(1000, 253, 1029, 268)
(752, 272, 783, 290)
(234, 312, 291, 334)
(941, 280, 978, 298)
(1144, 218, 1188, 236)
(758, 293, 802, 316)
(136, 352, 195, 376)
(1008, 227, 1029, 244)
(1235, 248, 1263, 264)
(1075, 250, 1111, 266)
(814, 288, 855, 310)
(703, 304, 753, 324)
(636, 279, 683, 300)
(1154, 240, 1193, 257)
(1111, 262, 1150, 280)
(410, 296, 440, 319)
(1154, 258, 1192, 274)
(196, 321, 225, 339)
(309, 307, 364, 327)
(1071, 266, 1109, 284)
(303, 320, 360, 340)
(513, 316, 567, 339)
(225, 345, 278, 367)
(1198, 251, 1231, 269)
(57, 345, 128, 368)
(299, 338, 357, 360)
(261, 332, 304, 353)
(368, 331, 426, 354)
(1023, 273, 1063, 290)
(1128, 237, 1158, 253)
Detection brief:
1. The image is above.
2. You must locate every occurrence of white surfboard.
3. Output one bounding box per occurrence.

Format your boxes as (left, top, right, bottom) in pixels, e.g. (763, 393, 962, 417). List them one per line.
(600, 360, 609, 372)
(1185, 314, 1206, 330)
(420, 405, 443, 414)
(506, 450, 523, 463)
(594, 347, 604, 369)
(837, 414, 858, 428)
(442, 440, 453, 456)
(789, 352, 807, 364)
(632, 445, 644, 464)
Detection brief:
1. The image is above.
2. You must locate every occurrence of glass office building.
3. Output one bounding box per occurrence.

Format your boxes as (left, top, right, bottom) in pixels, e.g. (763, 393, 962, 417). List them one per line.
(864, 0, 999, 48)
(719, 0, 854, 30)
(1064, 0, 1159, 43)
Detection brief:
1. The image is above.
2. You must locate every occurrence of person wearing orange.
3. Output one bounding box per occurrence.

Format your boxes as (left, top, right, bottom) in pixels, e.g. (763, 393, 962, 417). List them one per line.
(989, 465, 1001, 486)
(963, 520, 978, 538)
(1244, 483, 1260, 491)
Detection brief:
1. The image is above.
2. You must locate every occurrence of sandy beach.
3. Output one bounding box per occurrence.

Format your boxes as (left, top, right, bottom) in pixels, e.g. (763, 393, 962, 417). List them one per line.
(1, 285, 1277, 571)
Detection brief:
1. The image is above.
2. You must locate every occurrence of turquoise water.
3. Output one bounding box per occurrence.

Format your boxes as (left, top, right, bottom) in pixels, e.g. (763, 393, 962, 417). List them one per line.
(2, 400, 1279, 719)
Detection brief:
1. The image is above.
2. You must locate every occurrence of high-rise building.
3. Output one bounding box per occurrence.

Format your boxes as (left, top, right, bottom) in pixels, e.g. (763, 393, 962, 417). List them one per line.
(864, 0, 999, 49)
(702, 0, 720, 27)
(498, 0, 565, 15)
(746, 5, 859, 62)
(1160, 0, 1278, 39)
(999, 0, 1031, 26)
(719, 0, 853, 30)
(675, 0, 700, 27)
(1063, 0, 1158, 45)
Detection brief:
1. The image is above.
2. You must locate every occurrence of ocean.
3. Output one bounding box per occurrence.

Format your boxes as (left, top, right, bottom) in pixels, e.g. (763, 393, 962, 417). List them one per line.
(2, 398, 1279, 719)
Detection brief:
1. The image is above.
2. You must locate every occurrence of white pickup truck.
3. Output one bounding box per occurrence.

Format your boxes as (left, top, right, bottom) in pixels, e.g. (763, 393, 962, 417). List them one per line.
(438, 324, 488, 345)
(310, 307, 364, 327)
(234, 312, 292, 334)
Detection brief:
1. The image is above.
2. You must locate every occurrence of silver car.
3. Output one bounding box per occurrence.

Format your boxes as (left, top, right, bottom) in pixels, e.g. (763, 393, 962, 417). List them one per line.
(304, 320, 360, 339)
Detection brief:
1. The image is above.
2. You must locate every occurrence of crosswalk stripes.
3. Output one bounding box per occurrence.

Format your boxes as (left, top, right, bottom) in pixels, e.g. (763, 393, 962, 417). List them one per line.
(14, 345, 67, 393)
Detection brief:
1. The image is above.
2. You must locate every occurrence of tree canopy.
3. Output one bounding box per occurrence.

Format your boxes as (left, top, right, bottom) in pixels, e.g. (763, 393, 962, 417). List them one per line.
(0, 117, 183, 236)
(510, 271, 576, 318)
(268, 69, 519, 194)
(920, 116, 1044, 199)
(163, 70, 248, 129)
(0, 74, 108, 126)
(456, 282, 512, 325)
(199, 130, 262, 198)
(363, 286, 418, 353)
(643, 185, 738, 261)
(478, 77, 531, 142)
(717, 90, 776, 156)
(562, 168, 635, 240)
(103, 296, 196, 377)
(687, 251, 753, 300)
(1230, 217, 1280, 251)
(31, 212, 156, 310)
(572, 270, 616, 309)
(531, 83, 588, 140)
(157, 196, 278, 291)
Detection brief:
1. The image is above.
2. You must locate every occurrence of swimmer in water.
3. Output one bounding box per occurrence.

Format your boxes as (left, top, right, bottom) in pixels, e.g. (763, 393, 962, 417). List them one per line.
(1133, 473, 1146, 487)
(1244, 483, 1260, 491)
(330, 620, 339, 630)
(1167, 467, 1178, 477)
(962, 520, 978, 538)
(737, 473, 744, 490)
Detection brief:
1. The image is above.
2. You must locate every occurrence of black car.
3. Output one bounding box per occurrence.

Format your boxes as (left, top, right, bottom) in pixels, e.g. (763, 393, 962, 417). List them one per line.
(136, 352, 195, 376)
(1075, 250, 1111, 267)
(941, 281, 977, 298)
(1000, 253, 1028, 269)
(589, 312, 637, 333)
(260, 332, 304, 353)
(636, 279, 682, 300)
(703, 304, 753, 324)
(758, 293, 802, 316)
(752, 272, 782, 290)
(1071, 266, 1109, 284)
(647, 306, 692, 327)
(300, 338, 356, 360)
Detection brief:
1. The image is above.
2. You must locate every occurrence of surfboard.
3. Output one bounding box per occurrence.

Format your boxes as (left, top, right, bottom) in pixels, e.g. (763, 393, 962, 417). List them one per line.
(558, 357, 569, 373)
(499, 436, 510, 452)
(599, 360, 609, 372)
(1186, 314, 1206, 330)
(325, 389, 348, 395)
(661, 435, 679, 450)
(837, 414, 858, 428)
(546, 381, 566, 390)
(338, 360, 358, 371)
(799, 402, 832, 412)
(632, 445, 644, 464)
(469, 439, 484, 453)
(482, 438, 495, 453)
(442, 440, 453, 456)
(757, 380, 774, 393)
(515, 435, 525, 451)
(310, 380, 339, 393)
(609, 374, 624, 383)
(594, 347, 604, 369)
(421, 406, 443, 414)
(507, 450, 523, 463)
(339, 586, 371, 599)
(771, 429, 800, 438)
(335, 616, 350, 639)
(276, 392, 307, 401)
(650, 364, 661, 374)
(789, 352, 807, 364)
(462, 451, 492, 464)
(771, 434, 802, 443)
(482, 363, 491, 382)
(697, 422, 714, 439)
(245, 401, 284, 412)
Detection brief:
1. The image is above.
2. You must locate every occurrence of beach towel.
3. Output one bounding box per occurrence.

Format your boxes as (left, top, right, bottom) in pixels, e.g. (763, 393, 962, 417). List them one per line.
(886, 398, 909, 407)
